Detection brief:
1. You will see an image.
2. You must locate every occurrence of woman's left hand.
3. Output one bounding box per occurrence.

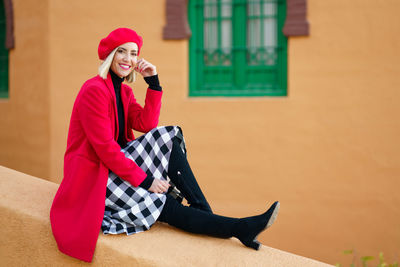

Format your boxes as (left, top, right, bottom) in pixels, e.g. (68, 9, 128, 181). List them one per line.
(135, 58, 157, 77)
(148, 179, 170, 194)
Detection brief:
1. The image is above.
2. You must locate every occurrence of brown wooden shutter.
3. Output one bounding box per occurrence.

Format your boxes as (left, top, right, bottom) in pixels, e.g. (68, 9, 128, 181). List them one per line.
(3, 0, 14, 49)
(283, 0, 309, 36)
(163, 0, 191, 40)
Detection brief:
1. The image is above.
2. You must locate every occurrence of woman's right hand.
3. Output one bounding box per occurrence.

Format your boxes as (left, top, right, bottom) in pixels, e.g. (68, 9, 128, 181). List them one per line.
(148, 179, 170, 194)
(135, 58, 157, 77)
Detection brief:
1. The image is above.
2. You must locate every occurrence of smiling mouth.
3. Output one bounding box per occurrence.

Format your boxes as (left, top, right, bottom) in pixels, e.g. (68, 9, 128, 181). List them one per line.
(119, 64, 131, 70)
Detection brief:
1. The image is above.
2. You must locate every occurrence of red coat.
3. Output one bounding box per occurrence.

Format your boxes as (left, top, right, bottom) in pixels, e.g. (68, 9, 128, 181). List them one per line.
(50, 73, 162, 262)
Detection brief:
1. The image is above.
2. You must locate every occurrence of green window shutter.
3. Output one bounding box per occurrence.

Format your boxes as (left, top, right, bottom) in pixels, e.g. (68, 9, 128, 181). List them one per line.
(0, 0, 9, 98)
(189, 0, 287, 97)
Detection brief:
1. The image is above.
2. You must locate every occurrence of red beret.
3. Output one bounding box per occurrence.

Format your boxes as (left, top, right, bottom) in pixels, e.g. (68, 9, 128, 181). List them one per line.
(98, 28, 143, 60)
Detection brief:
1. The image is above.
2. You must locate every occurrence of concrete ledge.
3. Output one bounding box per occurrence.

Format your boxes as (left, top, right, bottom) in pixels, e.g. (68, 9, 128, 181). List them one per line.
(0, 165, 332, 266)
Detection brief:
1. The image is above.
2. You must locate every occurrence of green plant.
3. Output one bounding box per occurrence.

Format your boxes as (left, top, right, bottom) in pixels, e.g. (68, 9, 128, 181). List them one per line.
(335, 250, 399, 267)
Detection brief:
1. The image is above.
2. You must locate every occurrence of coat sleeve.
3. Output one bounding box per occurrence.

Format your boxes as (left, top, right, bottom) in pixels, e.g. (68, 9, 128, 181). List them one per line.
(127, 88, 162, 133)
(77, 85, 147, 187)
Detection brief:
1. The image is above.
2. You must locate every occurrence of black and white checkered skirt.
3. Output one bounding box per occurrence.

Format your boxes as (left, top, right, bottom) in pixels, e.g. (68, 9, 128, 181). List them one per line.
(101, 126, 186, 235)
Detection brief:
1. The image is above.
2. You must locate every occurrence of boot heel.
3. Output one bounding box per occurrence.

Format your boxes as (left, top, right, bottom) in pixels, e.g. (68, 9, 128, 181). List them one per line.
(244, 239, 261, 250)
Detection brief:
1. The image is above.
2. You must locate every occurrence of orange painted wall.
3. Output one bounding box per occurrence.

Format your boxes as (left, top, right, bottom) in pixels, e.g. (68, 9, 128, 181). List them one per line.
(1, 0, 399, 265)
(0, 0, 50, 178)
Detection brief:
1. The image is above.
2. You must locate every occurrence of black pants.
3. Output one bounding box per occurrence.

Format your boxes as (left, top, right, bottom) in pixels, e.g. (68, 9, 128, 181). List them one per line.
(158, 138, 279, 250)
(158, 138, 237, 238)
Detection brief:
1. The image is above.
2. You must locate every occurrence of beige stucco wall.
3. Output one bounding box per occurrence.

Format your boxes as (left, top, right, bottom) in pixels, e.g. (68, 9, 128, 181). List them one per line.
(1, 0, 399, 265)
(0, 165, 332, 267)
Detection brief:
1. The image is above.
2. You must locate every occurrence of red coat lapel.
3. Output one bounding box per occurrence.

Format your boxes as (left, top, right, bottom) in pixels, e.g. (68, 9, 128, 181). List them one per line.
(103, 73, 119, 141)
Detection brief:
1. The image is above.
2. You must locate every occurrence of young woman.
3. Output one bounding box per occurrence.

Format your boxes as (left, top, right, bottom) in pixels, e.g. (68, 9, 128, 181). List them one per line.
(50, 28, 280, 263)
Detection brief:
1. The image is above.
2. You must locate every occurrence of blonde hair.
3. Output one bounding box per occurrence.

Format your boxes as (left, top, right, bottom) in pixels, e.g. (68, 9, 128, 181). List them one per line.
(98, 47, 136, 83)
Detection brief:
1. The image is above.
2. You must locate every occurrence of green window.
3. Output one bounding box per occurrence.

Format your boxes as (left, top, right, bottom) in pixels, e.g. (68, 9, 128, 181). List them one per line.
(189, 0, 287, 97)
(0, 0, 8, 98)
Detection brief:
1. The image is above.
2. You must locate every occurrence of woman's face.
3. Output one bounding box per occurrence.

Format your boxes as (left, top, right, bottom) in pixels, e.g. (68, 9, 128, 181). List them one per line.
(111, 42, 138, 78)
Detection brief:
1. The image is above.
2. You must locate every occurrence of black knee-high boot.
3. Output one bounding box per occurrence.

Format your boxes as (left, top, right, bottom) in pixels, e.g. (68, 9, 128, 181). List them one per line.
(168, 139, 212, 213)
(159, 195, 234, 238)
(158, 195, 280, 250)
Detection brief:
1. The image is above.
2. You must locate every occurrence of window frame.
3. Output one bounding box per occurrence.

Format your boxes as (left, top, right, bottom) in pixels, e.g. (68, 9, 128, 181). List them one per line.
(0, 0, 9, 98)
(188, 0, 288, 97)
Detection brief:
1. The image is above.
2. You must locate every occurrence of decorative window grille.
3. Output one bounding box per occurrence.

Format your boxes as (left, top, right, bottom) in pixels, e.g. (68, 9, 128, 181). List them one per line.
(0, 1, 8, 98)
(189, 0, 287, 97)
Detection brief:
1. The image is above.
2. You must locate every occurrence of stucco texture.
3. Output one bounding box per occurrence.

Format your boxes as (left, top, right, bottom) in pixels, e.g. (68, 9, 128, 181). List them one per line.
(0, 0, 399, 265)
(0, 0, 50, 178)
(0, 166, 332, 266)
